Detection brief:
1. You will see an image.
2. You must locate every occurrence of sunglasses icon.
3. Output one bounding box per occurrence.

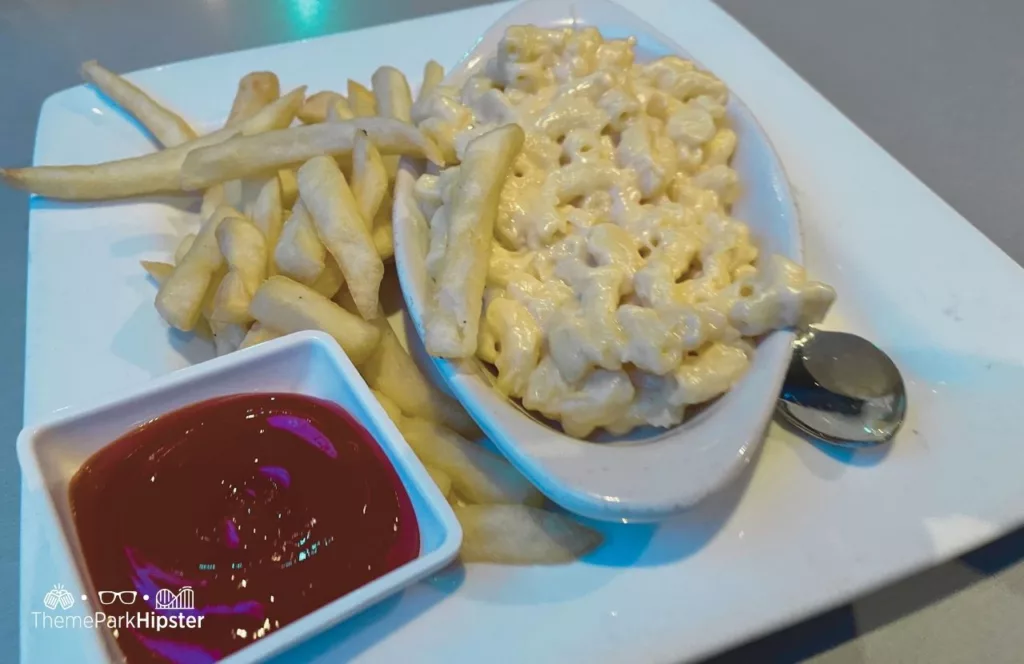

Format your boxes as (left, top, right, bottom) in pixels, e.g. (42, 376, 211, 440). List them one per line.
(98, 591, 138, 605)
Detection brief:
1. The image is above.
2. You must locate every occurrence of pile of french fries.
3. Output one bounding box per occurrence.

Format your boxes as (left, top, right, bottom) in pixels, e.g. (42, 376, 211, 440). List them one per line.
(1, 60, 603, 565)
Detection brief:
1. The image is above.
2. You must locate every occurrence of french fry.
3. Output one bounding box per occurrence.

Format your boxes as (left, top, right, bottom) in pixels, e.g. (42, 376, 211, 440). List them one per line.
(220, 179, 244, 210)
(238, 179, 267, 219)
(81, 60, 197, 147)
(140, 260, 214, 341)
(425, 124, 525, 357)
(278, 169, 298, 209)
(200, 184, 225, 219)
(347, 80, 377, 117)
(140, 260, 174, 283)
(327, 98, 355, 122)
(210, 217, 266, 324)
(180, 118, 444, 190)
(239, 322, 282, 349)
(210, 320, 247, 356)
(0, 86, 305, 201)
(454, 505, 603, 564)
(297, 91, 344, 124)
(155, 206, 239, 330)
(371, 66, 413, 123)
(361, 318, 479, 438)
(274, 201, 326, 284)
(249, 176, 283, 275)
(372, 194, 394, 260)
(310, 256, 345, 299)
(229, 85, 306, 137)
(297, 155, 383, 319)
(202, 264, 229, 320)
(174, 233, 196, 265)
(398, 417, 542, 506)
(352, 131, 387, 229)
(250, 275, 380, 365)
(371, 389, 405, 424)
(0, 144, 211, 201)
(426, 466, 453, 499)
(417, 60, 445, 104)
(226, 72, 280, 126)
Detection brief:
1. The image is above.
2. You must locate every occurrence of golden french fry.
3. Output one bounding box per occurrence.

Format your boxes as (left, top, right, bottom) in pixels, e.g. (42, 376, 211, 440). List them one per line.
(298, 91, 344, 124)
(0, 145, 208, 200)
(229, 85, 306, 137)
(180, 118, 444, 190)
(278, 169, 298, 209)
(371, 389, 405, 425)
(239, 322, 282, 349)
(249, 176, 283, 275)
(140, 260, 214, 341)
(211, 320, 247, 356)
(327, 98, 355, 122)
(210, 217, 266, 323)
(200, 184, 225, 219)
(250, 275, 380, 365)
(361, 318, 479, 438)
(226, 72, 280, 126)
(372, 195, 394, 260)
(202, 264, 228, 321)
(297, 155, 383, 319)
(1, 86, 305, 201)
(237, 178, 266, 219)
(155, 206, 240, 330)
(347, 80, 377, 117)
(174, 233, 196, 265)
(310, 256, 345, 299)
(417, 60, 445, 103)
(371, 66, 413, 123)
(219, 179, 244, 210)
(211, 272, 250, 324)
(454, 504, 603, 564)
(352, 131, 387, 229)
(426, 466, 452, 499)
(140, 260, 173, 283)
(425, 124, 525, 357)
(398, 417, 542, 506)
(81, 60, 197, 147)
(274, 201, 326, 284)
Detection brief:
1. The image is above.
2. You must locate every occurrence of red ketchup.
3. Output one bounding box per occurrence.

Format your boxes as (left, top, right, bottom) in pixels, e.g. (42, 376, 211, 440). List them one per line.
(69, 393, 420, 663)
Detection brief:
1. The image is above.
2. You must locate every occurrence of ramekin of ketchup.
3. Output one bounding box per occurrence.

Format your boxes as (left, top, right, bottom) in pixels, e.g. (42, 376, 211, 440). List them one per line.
(17, 332, 461, 664)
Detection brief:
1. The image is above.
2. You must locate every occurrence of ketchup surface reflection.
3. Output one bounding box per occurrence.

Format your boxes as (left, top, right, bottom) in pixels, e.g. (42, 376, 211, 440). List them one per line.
(69, 393, 420, 663)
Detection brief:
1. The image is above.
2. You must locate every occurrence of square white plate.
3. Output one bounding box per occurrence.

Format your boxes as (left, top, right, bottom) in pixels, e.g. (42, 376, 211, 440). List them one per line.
(21, 1, 1024, 662)
(18, 332, 461, 663)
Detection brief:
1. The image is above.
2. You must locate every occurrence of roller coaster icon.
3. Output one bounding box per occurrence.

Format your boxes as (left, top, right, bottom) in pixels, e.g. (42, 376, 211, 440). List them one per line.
(154, 586, 195, 611)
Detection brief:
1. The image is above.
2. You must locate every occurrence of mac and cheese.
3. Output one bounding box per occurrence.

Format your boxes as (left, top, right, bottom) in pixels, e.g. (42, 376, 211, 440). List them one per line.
(413, 25, 835, 438)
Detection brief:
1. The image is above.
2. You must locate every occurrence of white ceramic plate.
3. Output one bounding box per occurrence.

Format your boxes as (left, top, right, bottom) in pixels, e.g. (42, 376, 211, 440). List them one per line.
(21, 1, 1024, 663)
(393, 0, 801, 523)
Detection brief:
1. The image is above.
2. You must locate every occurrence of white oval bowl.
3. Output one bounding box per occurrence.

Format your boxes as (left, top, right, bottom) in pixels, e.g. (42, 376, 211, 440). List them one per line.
(393, 0, 802, 522)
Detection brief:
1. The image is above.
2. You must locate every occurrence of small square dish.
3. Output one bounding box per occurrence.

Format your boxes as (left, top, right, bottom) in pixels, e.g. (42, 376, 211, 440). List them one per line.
(16, 331, 462, 663)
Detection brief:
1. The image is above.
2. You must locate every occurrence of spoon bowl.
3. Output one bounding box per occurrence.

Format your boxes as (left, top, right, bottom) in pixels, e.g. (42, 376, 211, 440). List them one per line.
(776, 328, 906, 447)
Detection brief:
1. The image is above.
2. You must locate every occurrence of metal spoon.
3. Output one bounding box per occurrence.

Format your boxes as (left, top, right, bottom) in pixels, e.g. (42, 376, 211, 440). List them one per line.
(776, 328, 906, 447)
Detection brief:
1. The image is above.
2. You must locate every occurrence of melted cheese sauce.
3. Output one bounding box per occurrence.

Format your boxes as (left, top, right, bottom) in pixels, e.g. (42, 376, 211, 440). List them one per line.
(413, 26, 835, 438)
